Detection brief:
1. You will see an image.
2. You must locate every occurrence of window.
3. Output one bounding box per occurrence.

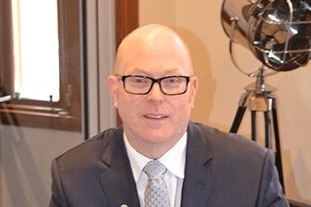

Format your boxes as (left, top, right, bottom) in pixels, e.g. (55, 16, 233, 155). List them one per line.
(12, 0, 60, 102)
(0, 0, 83, 131)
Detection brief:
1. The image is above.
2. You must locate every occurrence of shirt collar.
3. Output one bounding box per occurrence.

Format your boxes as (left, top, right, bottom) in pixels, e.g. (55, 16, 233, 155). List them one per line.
(124, 132, 187, 182)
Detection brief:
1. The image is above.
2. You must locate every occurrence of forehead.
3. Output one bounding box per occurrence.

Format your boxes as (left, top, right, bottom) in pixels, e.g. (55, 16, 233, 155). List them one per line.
(124, 67, 185, 77)
(115, 26, 193, 75)
(121, 55, 191, 77)
(119, 42, 193, 76)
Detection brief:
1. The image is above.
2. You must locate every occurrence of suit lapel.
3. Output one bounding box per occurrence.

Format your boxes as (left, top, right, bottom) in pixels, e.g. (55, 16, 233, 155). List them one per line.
(96, 123, 216, 207)
(181, 122, 215, 207)
(98, 127, 140, 207)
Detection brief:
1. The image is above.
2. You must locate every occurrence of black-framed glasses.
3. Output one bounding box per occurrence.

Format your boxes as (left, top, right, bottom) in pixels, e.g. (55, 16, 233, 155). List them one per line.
(118, 75, 190, 95)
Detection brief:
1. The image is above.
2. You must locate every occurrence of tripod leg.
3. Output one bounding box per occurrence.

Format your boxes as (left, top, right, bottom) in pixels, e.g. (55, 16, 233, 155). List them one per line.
(264, 111, 272, 148)
(272, 102, 285, 191)
(230, 106, 247, 133)
(230, 93, 249, 133)
(251, 111, 257, 141)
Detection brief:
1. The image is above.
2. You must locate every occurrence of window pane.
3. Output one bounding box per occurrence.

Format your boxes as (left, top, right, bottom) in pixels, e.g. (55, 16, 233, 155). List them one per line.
(12, 0, 59, 101)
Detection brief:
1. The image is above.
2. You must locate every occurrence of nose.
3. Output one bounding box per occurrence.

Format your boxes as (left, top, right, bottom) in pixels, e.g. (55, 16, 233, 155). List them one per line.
(147, 82, 164, 100)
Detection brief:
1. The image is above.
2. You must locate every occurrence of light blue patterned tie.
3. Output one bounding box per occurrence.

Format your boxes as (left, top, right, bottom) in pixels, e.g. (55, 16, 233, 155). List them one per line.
(143, 160, 170, 207)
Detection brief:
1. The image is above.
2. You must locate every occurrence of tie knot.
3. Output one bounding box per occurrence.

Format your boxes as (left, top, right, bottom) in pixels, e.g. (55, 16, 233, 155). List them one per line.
(143, 160, 166, 179)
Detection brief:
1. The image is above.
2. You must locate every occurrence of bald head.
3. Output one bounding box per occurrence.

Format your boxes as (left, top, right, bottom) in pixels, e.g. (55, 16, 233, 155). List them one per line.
(114, 24, 193, 75)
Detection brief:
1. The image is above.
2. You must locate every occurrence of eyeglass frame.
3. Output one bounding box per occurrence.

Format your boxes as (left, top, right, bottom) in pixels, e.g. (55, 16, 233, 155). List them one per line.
(117, 75, 191, 95)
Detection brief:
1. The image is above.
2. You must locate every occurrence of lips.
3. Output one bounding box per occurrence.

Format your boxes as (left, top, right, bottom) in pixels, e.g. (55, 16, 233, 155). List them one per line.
(144, 114, 168, 119)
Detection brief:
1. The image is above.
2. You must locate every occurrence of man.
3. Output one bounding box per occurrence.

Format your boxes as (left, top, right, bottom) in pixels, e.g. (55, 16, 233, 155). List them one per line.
(49, 24, 289, 207)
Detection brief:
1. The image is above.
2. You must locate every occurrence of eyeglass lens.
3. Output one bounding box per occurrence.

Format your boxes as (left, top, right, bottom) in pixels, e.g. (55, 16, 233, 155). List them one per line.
(121, 75, 189, 95)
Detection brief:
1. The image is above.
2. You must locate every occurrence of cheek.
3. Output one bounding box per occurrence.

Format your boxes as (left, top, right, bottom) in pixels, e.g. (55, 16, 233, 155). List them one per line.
(115, 93, 139, 113)
(112, 87, 133, 109)
(116, 96, 142, 124)
(173, 96, 193, 112)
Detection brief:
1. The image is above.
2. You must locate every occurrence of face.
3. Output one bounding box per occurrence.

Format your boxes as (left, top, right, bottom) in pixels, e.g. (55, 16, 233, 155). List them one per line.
(108, 27, 198, 157)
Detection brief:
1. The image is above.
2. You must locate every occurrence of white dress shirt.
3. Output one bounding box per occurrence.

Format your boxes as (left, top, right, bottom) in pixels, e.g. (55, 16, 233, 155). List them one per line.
(123, 132, 187, 207)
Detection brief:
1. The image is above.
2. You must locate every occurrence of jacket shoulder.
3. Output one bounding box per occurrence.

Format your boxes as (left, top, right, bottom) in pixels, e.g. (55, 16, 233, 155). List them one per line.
(187, 121, 270, 166)
(54, 127, 122, 164)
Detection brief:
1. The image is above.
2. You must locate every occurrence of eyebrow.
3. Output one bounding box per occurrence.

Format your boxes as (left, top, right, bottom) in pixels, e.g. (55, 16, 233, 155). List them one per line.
(126, 68, 184, 76)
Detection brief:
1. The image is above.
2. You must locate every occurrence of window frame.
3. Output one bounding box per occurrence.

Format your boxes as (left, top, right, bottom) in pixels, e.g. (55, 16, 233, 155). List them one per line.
(0, 0, 83, 131)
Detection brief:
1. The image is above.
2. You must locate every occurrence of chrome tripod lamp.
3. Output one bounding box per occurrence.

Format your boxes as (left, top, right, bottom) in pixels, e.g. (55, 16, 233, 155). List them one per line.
(221, 0, 311, 73)
(221, 0, 311, 190)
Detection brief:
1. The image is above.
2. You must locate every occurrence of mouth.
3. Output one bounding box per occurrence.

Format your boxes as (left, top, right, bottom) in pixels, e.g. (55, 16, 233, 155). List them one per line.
(144, 114, 169, 119)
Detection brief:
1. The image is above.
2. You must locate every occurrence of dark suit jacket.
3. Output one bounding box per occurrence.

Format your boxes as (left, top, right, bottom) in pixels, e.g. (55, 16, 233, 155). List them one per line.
(49, 122, 289, 207)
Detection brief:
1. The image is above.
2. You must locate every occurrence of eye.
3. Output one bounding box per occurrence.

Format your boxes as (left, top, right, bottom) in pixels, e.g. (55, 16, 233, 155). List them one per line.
(168, 77, 180, 83)
(128, 76, 151, 86)
(163, 77, 181, 85)
(133, 76, 147, 83)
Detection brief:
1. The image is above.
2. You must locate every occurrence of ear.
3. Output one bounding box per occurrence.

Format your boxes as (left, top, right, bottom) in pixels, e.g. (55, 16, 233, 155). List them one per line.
(189, 76, 198, 108)
(107, 75, 119, 108)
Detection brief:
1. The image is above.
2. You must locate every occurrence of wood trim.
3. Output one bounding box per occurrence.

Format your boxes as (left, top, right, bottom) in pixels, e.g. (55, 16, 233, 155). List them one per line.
(115, 0, 139, 47)
(0, 0, 14, 96)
